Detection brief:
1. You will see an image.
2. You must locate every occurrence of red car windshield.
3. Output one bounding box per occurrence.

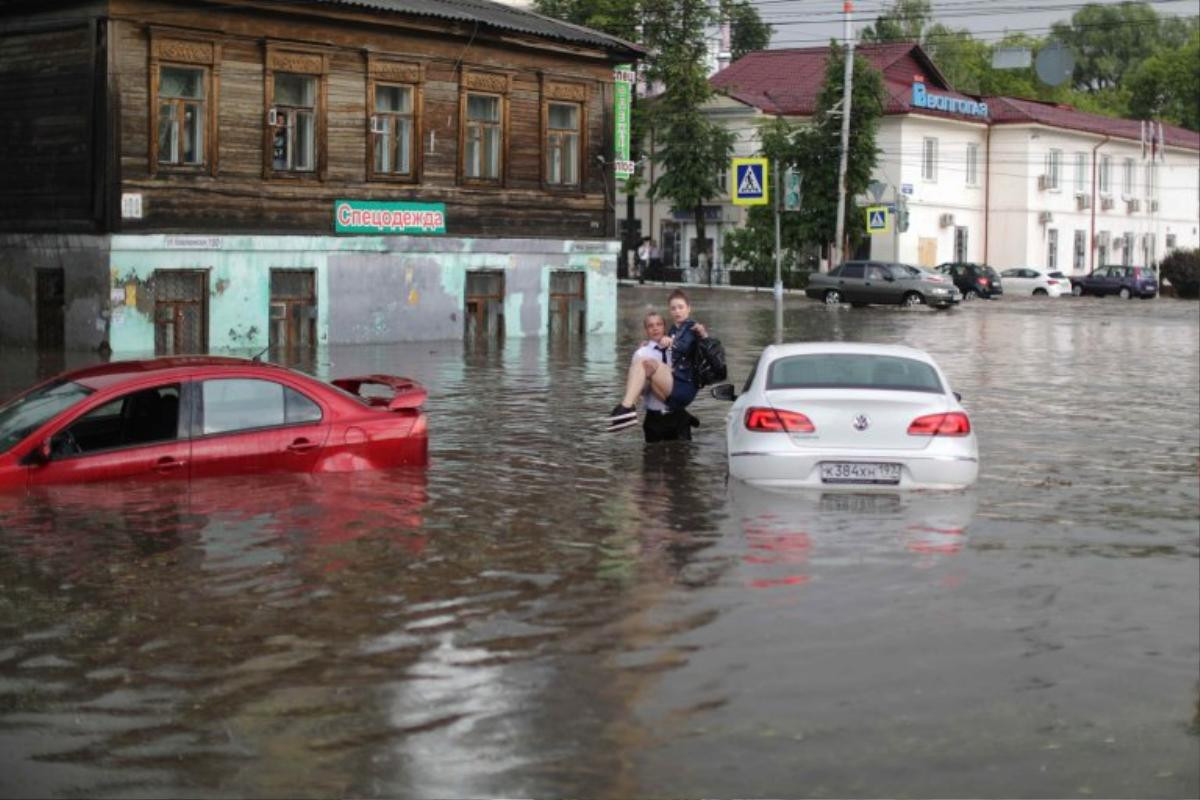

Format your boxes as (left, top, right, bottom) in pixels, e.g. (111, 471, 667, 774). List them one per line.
(0, 380, 94, 454)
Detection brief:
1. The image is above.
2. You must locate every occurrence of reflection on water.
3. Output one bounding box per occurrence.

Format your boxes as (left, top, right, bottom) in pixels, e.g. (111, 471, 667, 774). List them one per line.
(1, 293, 1197, 798)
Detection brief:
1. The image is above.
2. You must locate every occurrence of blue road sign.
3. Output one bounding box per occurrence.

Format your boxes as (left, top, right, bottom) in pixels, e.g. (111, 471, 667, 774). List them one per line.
(732, 158, 768, 205)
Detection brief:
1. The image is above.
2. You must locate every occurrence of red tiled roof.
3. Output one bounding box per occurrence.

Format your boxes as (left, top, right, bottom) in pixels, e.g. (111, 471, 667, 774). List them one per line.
(711, 44, 1200, 151)
(709, 42, 984, 121)
(987, 96, 1199, 151)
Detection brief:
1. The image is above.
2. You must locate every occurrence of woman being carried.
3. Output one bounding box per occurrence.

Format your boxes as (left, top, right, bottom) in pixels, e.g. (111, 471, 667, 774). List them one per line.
(606, 289, 709, 432)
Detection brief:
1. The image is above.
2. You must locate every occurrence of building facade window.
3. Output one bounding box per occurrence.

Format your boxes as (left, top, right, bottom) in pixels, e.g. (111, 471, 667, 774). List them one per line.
(1047, 228, 1058, 270)
(1122, 157, 1134, 196)
(464, 92, 502, 181)
(922, 137, 937, 181)
(954, 226, 968, 261)
(149, 35, 218, 175)
(1045, 149, 1062, 190)
(1073, 229, 1086, 271)
(372, 84, 415, 177)
(545, 102, 581, 186)
(271, 73, 316, 172)
(1074, 151, 1086, 193)
(1166, 233, 1177, 250)
(1145, 162, 1158, 198)
(1099, 155, 1112, 194)
(1122, 231, 1134, 265)
(965, 143, 978, 186)
(157, 66, 207, 166)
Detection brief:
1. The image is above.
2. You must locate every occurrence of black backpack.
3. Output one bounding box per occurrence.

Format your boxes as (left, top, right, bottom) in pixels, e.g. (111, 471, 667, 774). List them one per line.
(694, 336, 728, 387)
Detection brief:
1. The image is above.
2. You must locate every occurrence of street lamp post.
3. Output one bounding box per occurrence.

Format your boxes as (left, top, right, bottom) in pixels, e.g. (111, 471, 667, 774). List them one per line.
(831, 0, 855, 270)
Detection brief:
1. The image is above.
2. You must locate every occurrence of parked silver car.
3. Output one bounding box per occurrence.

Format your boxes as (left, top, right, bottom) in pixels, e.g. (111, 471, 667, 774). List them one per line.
(805, 261, 962, 309)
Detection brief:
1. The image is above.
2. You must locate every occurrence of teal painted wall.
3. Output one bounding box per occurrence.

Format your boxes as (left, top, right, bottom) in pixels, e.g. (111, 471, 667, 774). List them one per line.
(107, 235, 618, 353)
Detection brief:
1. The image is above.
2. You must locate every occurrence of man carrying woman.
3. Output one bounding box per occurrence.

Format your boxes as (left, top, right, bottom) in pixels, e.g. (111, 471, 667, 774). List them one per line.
(606, 289, 710, 433)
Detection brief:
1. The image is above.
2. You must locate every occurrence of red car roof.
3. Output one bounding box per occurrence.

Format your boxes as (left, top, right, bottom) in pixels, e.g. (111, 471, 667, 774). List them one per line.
(63, 357, 288, 391)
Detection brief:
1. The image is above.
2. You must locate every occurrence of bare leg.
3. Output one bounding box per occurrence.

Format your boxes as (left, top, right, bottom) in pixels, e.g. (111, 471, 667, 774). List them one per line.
(621, 358, 674, 407)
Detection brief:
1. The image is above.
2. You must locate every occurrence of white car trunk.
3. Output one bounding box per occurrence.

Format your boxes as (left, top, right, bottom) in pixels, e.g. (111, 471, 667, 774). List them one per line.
(764, 389, 952, 451)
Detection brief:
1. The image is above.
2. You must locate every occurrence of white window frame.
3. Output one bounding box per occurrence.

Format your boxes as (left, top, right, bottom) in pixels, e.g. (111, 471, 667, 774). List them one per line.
(1047, 228, 1058, 270)
(1074, 151, 1086, 194)
(1099, 155, 1112, 195)
(1073, 229, 1086, 271)
(965, 143, 978, 186)
(922, 137, 938, 182)
(1122, 157, 1134, 197)
(1045, 149, 1062, 191)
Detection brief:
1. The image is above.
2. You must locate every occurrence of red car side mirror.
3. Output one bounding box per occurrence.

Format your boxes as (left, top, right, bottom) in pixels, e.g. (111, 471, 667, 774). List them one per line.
(24, 439, 51, 466)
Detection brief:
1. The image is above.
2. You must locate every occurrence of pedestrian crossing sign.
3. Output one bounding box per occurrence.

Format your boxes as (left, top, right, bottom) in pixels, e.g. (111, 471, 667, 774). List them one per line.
(865, 205, 891, 234)
(732, 157, 769, 206)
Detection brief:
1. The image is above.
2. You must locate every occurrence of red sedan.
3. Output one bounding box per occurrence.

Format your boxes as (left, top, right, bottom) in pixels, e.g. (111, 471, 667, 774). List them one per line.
(0, 357, 428, 492)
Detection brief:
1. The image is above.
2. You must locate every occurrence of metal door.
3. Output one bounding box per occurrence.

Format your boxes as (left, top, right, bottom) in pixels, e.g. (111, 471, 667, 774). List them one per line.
(465, 271, 504, 343)
(269, 269, 317, 354)
(154, 270, 208, 355)
(548, 270, 585, 337)
(35, 268, 65, 349)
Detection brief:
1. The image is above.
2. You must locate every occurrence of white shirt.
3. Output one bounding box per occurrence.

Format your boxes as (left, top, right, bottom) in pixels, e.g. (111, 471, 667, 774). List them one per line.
(632, 341, 672, 412)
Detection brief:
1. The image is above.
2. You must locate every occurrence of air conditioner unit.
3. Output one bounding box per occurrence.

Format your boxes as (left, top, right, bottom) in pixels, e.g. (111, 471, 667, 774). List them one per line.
(1126, 198, 1141, 213)
(1037, 174, 1051, 191)
(267, 108, 282, 126)
(938, 213, 955, 227)
(1075, 193, 1092, 210)
(1149, 199, 1160, 213)
(369, 115, 388, 134)
(1100, 195, 1115, 210)
(1038, 211, 1053, 224)
(1096, 231, 1111, 248)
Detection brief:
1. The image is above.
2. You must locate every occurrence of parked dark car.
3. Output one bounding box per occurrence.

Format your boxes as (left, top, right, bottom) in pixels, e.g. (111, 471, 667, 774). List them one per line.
(1070, 265, 1158, 298)
(805, 261, 962, 309)
(936, 262, 1003, 299)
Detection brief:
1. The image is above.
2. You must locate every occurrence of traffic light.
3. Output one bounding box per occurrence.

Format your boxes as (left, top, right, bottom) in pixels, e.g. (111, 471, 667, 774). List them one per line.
(896, 195, 910, 232)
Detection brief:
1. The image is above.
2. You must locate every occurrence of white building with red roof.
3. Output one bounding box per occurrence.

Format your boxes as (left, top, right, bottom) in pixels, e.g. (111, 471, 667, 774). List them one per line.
(621, 43, 1199, 278)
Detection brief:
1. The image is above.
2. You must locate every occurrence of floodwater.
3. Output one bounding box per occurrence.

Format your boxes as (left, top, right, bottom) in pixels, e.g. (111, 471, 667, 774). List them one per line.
(1, 288, 1197, 799)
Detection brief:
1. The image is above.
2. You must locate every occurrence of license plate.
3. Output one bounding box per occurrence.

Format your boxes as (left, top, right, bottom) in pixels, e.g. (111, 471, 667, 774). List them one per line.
(819, 462, 901, 484)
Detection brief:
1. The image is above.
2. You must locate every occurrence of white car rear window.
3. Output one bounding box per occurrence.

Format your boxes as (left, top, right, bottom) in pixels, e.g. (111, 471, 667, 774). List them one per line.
(768, 354, 944, 393)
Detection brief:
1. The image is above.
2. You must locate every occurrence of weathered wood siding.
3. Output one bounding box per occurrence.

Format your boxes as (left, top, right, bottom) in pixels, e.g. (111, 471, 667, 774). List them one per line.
(0, 16, 103, 232)
(110, 0, 619, 238)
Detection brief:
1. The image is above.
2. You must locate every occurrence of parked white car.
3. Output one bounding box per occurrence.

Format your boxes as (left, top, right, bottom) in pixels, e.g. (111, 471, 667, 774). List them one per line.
(999, 267, 1066, 297)
(717, 343, 978, 491)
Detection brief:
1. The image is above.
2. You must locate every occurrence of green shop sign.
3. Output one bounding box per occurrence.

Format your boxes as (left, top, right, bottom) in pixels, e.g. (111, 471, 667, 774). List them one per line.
(612, 64, 635, 181)
(334, 200, 446, 234)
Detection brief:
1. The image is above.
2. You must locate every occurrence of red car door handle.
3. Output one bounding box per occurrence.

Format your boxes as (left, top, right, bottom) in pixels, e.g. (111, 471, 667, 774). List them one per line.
(287, 438, 319, 453)
(155, 456, 185, 472)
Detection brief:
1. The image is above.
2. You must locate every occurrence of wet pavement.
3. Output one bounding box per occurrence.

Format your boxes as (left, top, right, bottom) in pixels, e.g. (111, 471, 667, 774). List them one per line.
(1, 288, 1197, 798)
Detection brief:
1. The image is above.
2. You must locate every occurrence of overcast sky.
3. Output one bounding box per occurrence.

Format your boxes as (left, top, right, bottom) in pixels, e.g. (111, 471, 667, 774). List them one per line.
(745, 0, 1198, 48)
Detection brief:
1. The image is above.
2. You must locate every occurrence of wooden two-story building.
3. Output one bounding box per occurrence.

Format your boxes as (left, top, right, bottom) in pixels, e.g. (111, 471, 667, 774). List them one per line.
(0, 0, 639, 354)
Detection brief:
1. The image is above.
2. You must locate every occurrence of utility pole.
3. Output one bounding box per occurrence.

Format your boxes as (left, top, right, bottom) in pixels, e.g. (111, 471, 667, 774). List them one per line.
(774, 158, 784, 343)
(831, 0, 855, 270)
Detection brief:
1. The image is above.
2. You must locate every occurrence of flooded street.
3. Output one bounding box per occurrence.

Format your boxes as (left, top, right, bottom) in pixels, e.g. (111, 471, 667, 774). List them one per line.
(1, 288, 1197, 798)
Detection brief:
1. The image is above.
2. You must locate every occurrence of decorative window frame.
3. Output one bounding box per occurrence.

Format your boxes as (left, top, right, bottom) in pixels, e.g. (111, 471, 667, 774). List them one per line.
(459, 70, 512, 187)
(366, 55, 423, 184)
(148, 30, 220, 177)
(263, 43, 330, 181)
(540, 77, 588, 193)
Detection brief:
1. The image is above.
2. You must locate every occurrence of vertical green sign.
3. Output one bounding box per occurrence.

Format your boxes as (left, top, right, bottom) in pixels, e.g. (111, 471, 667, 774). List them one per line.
(613, 64, 635, 181)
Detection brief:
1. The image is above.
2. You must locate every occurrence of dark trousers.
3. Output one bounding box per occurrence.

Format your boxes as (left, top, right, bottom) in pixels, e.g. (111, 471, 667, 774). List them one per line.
(643, 409, 698, 443)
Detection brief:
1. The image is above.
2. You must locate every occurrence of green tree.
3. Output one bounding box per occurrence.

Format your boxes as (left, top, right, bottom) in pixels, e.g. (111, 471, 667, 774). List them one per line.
(1126, 30, 1200, 130)
(860, 0, 930, 43)
(724, 0, 773, 60)
(643, 0, 736, 283)
(1050, 2, 1167, 92)
(531, 0, 641, 41)
(793, 42, 885, 263)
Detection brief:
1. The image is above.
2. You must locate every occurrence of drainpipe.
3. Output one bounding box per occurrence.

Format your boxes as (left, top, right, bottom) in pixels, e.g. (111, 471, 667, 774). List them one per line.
(1090, 135, 1109, 272)
(983, 123, 991, 265)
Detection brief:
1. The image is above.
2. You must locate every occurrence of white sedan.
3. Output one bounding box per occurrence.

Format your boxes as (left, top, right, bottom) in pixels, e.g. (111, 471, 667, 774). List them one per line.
(999, 267, 1066, 297)
(718, 343, 978, 491)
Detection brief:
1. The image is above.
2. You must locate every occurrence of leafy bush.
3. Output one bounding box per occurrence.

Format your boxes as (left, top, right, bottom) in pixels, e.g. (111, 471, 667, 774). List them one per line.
(1159, 248, 1200, 299)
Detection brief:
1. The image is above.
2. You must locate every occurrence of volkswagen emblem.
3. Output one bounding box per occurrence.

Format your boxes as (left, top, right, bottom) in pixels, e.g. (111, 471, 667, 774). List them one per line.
(853, 414, 870, 431)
